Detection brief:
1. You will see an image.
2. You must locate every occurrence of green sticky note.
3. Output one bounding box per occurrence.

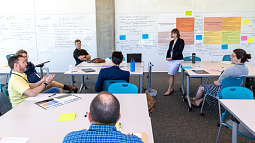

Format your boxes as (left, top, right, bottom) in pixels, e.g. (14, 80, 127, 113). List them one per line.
(58, 113, 76, 122)
(243, 18, 250, 26)
(186, 11, 192, 16)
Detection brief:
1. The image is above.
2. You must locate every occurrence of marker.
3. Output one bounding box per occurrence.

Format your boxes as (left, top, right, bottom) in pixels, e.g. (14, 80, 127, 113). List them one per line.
(48, 93, 56, 97)
(84, 112, 88, 117)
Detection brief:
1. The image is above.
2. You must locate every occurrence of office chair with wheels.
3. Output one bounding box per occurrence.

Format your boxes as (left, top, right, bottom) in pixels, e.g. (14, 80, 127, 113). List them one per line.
(216, 87, 255, 143)
(0, 84, 12, 116)
(222, 55, 231, 61)
(200, 76, 245, 116)
(108, 83, 138, 94)
(6, 54, 15, 60)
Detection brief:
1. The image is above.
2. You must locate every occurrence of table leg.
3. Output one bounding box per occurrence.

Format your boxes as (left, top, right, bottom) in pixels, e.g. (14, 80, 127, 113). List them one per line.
(232, 120, 238, 143)
(71, 75, 74, 85)
(139, 75, 143, 93)
(181, 68, 186, 95)
(187, 75, 192, 111)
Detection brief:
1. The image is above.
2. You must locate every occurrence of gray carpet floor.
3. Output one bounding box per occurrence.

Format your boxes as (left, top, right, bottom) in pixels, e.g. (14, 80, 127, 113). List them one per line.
(0, 72, 252, 143)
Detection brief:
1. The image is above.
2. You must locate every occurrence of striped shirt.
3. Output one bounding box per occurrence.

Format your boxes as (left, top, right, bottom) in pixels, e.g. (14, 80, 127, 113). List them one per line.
(63, 124, 143, 143)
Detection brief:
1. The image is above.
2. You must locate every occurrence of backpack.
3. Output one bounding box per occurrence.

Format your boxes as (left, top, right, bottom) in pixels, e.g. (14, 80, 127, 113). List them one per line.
(145, 92, 155, 113)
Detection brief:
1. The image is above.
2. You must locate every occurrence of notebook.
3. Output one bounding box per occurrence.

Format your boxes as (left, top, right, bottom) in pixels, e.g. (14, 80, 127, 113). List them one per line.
(192, 70, 209, 74)
(82, 68, 95, 72)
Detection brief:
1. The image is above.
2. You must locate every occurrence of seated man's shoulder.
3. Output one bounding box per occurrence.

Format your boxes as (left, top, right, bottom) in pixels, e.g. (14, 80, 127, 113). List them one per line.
(117, 132, 143, 142)
(63, 129, 88, 142)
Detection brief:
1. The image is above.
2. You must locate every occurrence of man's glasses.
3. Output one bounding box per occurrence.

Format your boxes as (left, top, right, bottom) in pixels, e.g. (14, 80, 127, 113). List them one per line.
(23, 55, 29, 59)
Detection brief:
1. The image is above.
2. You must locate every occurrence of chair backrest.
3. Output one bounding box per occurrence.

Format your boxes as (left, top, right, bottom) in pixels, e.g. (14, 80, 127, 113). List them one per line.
(221, 76, 245, 90)
(108, 83, 138, 94)
(102, 80, 127, 91)
(6, 54, 15, 60)
(1, 84, 12, 109)
(221, 87, 254, 100)
(183, 56, 201, 61)
(109, 57, 125, 61)
(222, 55, 231, 61)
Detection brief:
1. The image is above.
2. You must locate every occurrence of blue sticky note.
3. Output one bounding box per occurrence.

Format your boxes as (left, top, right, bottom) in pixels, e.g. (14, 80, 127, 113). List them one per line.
(221, 44, 228, 49)
(196, 35, 202, 40)
(142, 34, 149, 39)
(119, 35, 126, 40)
(182, 66, 193, 69)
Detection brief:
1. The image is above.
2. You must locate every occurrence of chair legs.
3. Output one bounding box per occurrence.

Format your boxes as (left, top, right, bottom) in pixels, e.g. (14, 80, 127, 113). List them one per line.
(200, 94, 207, 116)
(216, 121, 223, 143)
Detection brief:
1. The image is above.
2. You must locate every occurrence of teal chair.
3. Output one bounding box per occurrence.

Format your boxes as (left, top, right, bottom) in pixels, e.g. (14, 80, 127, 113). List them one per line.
(2, 84, 12, 109)
(108, 83, 138, 94)
(222, 55, 231, 61)
(216, 87, 255, 143)
(103, 80, 127, 91)
(109, 57, 125, 61)
(200, 76, 245, 116)
(6, 54, 15, 60)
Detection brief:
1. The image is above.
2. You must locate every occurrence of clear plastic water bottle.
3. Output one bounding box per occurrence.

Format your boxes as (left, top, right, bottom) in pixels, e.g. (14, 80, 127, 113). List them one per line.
(192, 53, 196, 64)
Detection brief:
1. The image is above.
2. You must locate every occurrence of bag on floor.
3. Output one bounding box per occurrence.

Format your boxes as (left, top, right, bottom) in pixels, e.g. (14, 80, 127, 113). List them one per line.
(145, 92, 155, 113)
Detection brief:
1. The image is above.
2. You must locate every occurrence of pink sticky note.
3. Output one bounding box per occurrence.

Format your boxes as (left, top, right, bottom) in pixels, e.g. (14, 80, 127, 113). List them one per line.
(210, 69, 218, 72)
(241, 36, 247, 41)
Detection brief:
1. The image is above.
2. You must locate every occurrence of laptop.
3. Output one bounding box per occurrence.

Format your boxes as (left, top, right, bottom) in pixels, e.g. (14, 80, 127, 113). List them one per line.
(127, 53, 142, 63)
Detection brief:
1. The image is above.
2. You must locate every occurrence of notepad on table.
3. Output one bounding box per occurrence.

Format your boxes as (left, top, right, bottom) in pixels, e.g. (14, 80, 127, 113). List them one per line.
(58, 113, 76, 122)
(182, 66, 193, 69)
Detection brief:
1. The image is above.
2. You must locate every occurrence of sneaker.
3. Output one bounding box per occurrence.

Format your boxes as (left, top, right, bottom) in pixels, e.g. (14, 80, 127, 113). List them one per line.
(65, 85, 78, 91)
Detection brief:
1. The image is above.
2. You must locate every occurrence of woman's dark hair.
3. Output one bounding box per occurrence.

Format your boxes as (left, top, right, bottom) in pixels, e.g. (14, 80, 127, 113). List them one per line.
(171, 28, 180, 38)
(233, 49, 251, 63)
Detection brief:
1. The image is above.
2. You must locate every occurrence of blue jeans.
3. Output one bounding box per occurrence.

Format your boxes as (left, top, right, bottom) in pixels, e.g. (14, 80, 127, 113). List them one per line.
(43, 87, 60, 93)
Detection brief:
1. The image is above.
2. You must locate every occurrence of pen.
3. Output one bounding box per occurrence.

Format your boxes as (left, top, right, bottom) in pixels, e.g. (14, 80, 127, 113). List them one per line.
(84, 112, 88, 117)
(48, 93, 56, 97)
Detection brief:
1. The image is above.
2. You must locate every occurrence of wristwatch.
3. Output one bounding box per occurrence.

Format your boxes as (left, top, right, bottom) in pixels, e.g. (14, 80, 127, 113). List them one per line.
(44, 82, 48, 88)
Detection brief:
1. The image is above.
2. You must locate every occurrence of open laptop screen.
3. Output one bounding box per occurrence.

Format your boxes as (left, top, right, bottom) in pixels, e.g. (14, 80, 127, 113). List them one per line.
(127, 53, 142, 63)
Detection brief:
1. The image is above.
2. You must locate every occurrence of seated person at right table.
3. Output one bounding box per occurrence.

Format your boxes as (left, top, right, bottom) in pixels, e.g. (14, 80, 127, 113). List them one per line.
(73, 39, 91, 66)
(191, 49, 251, 107)
(8, 55, 60, 107)
(63, 91, 143, 143)
(95, 51, 130, 92)
(15, 49, 77, 93)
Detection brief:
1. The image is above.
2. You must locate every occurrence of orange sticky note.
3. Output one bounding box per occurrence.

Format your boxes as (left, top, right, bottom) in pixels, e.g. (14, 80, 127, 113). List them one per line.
(243, 18, 250, 25)
(186, 11, 192, 16)
(247, 38, 254, 43)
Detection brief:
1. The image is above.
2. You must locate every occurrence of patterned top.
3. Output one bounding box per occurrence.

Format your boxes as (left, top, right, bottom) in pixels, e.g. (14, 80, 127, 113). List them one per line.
(63, 124, 143, 143)
(217, 64, 249, 84)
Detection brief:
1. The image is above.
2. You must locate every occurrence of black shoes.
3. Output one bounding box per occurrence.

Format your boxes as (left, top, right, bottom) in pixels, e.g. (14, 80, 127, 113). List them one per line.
(164, 90, 174, 96)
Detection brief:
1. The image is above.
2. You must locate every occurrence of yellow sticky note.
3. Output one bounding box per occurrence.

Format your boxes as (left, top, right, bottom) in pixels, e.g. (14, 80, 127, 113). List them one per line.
(243, 18, 250, 26)
(247, 38, 254, 43)
(0, 65, 8, 67)
(186, 11, 192, 16)
(115, 123, 119, 131)
(58, 113, 76, 122)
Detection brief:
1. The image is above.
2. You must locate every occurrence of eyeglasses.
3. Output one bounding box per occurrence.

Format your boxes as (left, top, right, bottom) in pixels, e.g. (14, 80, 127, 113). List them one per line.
(23, 55, 29, 59)
(230, 54, 236, 58)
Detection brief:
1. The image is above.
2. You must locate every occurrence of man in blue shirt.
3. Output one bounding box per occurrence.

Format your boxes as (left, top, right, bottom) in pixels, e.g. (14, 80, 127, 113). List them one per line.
(95, 51, 130, 92)
(15, 49, 77, 93)
(63, 91, 143, 143)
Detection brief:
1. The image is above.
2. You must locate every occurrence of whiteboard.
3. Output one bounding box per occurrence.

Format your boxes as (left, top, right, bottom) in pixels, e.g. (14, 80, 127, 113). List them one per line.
(0, 0, 96, 72)
(115, 0, 255, 72)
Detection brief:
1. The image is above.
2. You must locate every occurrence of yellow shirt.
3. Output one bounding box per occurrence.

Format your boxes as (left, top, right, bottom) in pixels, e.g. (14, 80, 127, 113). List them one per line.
(8, 72, 30, 107)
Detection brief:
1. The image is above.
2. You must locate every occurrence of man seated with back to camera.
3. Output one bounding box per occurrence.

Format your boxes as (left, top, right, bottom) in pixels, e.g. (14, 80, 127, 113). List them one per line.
(15, 49, 77, 93)
(63, 91, 143, 143)
(95, 51, 130, 92)
(8, 55, 60, 107)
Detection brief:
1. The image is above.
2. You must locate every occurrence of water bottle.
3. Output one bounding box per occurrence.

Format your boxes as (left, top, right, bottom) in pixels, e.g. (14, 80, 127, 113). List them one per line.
(130, 58, 135, 72)
(192, 53, 196, 64)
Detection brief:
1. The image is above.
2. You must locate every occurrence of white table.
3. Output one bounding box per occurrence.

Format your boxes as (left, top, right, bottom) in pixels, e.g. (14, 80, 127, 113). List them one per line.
(5, 94, 149, 118)
(219, 99, 255, 143)
(180, 61, 255, 111)
(64, 66, 144, 93)
(77, 61, 144, 67)
(0, 93, 153, 143)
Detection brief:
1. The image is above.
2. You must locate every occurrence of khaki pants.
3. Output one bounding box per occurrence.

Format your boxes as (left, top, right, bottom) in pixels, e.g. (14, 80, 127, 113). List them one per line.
(41, 81, 64, 93)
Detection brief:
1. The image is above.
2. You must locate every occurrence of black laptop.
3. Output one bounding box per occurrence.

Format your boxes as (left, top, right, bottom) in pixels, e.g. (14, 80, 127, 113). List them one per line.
(127, 53, 142, 63)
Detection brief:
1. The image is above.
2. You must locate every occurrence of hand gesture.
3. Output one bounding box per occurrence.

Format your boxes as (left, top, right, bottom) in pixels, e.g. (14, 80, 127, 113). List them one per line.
(45, 74, 55, 84)
(42, 75, 48, 82)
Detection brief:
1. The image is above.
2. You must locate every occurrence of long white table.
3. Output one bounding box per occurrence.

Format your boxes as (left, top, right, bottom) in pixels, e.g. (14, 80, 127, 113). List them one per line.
(64, 66, 144, 93)
(5, 94, 149, 118)
(0, 93, 153, 143)
(219, 99, 255, 143)
(77, 61, 144, 67)
(180, 61, 255, 111)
